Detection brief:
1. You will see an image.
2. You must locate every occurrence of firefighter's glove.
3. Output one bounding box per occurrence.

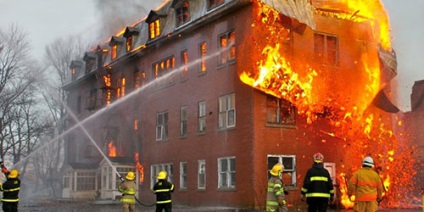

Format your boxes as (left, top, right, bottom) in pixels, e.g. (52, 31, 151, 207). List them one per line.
(284, 190, 289, 195)
(300, 194, 305, 202)
(377, 198, 382, 204)
(277, 200, 285, 206)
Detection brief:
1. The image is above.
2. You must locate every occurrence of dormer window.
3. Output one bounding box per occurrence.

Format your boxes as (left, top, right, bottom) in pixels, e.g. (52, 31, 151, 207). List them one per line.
(83, 52, 97, 74)
(69, 60, 84, 81)
(176, 1, 190, 27)
(208, 0, 224, 10)
(149, 19, 161, 40)
(109, 36, 125, 60)
(124, 26, 140, 52)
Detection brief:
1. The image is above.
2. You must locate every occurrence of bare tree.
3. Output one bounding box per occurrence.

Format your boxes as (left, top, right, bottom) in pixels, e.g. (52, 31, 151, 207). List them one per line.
(30, 35, 90, 197)
(0, 24, 39, 164)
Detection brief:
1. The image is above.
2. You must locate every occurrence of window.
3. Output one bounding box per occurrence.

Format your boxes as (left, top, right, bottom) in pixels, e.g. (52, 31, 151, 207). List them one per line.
(314, 33, 338, 66)
(199, 42, 207, 72)
(219, 30, 236, 65)
(156, 111, 168, 141)
(198, 160, 206, 189)
(198, 101, 206, 133)
(151, 163, 173, 189)
(85, 88, 97, 111)
(267, 155, 297, 187)
(153, 57, 176, 86)
(77, 95, 82, 114)
(126, 36, 133, 52)
(111, 44, 117, 60)
(140, 71, 146, 87)
(149, 19, 161, 40)
(180, 106, 187, 137)
(208, 0, 224, 10)
(181, 50, 189, 78)
(180, 162, 187, 190)
(76, 171, 96, 191)
(218, 93, 236, 129)
(117, 77, 126, 98)
(266, 95, 296, 126)
(134, 71, 140, 89)
(176, 1, 190, 27)
(218, 157, 236, 189)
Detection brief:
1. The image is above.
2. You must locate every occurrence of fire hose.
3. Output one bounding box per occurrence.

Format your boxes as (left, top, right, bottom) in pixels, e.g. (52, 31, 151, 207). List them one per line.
(117, 175, 155, 207)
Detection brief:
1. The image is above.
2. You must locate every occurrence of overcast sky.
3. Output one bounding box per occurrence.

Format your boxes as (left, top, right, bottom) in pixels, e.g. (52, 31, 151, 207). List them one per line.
(0, 0, 422, 111)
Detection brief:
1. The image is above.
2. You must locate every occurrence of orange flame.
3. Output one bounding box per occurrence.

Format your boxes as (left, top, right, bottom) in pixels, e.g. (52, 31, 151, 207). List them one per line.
(337, 173, 355, 209)
(108, 141, 116, 157)
(134, 152, 144, 183)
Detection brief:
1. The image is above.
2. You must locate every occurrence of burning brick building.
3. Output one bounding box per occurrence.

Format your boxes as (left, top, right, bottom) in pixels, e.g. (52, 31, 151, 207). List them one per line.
(62, 0, 410, 209)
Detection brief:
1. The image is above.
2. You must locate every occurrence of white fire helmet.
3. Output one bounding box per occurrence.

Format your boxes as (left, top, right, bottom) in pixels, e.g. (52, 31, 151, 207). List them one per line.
(362, 156, 375, 167)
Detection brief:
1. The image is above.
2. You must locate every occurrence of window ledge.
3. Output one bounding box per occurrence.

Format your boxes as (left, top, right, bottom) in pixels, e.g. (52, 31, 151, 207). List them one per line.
(217, 187, 236, 192)
(265, 123, 297, 129)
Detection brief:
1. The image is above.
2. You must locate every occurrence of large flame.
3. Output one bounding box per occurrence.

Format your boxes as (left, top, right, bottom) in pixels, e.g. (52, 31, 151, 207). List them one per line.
(134, 152, 144, 183)
(108, 141, 117, 157)
(241, 0, 416, 208)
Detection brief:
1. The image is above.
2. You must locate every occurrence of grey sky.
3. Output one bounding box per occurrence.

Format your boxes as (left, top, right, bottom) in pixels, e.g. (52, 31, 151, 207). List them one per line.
(0, 0, 422, 111)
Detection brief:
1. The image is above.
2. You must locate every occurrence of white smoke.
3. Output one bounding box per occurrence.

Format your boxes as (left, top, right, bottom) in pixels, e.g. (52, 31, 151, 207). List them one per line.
(93, 0, 164, 41)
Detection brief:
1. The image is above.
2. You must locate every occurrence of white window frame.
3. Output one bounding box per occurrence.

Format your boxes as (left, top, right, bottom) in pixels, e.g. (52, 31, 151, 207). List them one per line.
(180, 106, 187, 137)
(267, 154, 297, 187)
(198, 160, 206, 190)
(180, 161, 187, 190)
(217, 156, 236, 189)
(218, 93, 236, 129)
(198, 101, 206, 133)
(156, 111, 168, 141)
(151, 163, 173, 189)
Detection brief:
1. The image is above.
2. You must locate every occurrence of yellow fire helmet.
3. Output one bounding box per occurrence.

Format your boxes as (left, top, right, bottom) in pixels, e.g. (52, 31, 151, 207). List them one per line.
(8, 169, 19, 179)
(125, 171, 136, 181)
(157, 171, 167, 180)
(270, 163, 284, 177)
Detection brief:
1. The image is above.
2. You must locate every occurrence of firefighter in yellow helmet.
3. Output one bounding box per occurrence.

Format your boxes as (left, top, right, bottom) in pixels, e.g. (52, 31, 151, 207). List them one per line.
(153, 171, 174, 212)
(118, 171, 137, 212)
(0, 163, 21, 212)
(266, 163, 288, 212)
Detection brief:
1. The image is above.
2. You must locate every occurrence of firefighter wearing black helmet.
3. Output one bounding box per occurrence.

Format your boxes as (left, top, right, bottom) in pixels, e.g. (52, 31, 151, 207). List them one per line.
(301, 153, 334, 212)
(0, 162, 21, 212)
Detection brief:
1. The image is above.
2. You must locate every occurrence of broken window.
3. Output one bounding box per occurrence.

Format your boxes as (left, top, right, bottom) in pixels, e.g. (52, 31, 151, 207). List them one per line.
(180, 50, 189, 79)
(208, 0, 224, 10)
(126, 36, 133, 52)
(219, 30, 236, 65)
(314, 33, 338, 66)
(268, 155, 297, 187)
(111, 44, 117, 60)
(218, 93, 236, 129)
(218, 157, 236, 189)
(116, 77, 126, 98)
(198, 101, 206, 133)
(180, 106, 187, 137)
(153, 56, 175, 86)
(266, 95, 296, 126)
(199, 42, 207, 73)
(176, 1, 190, 27)
(156, 111, 168, 141)
(149, 19, 161, 40)
(134, 71, 140, 89)
(85, 88, 97, 111)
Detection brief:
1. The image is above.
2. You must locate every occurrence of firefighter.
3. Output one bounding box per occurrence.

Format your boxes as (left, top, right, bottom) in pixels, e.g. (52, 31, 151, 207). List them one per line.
(347, 156, 383, 212)
(301, 153, 334, 212)
(153, 171, 174, 212)
(266, 163, 288, 212)
(0, 162, 21, 212)
(118, 171, 137, 212)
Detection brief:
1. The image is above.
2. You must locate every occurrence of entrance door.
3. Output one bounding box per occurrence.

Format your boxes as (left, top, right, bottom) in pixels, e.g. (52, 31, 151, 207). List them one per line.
(324, 162, 336, 199)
